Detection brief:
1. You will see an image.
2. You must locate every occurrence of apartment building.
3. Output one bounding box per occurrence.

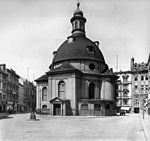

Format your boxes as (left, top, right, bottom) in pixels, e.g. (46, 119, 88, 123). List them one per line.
(114, 71, 132, 113)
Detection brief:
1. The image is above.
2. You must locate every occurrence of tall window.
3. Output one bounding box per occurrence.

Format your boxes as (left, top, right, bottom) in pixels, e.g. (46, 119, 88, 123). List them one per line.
(134, 76, 138, 81)
(89, 83, 95, 99)
(42, 87, 47, 101)
(75, 21, 78, 29)
(58, 81, 66, 98)
(134, 100, 139, 107)
(141, 76, 144, 81)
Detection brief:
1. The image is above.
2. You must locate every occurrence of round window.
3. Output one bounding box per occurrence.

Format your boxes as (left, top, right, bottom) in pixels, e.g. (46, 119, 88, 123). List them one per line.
(89, 64, 95, 70)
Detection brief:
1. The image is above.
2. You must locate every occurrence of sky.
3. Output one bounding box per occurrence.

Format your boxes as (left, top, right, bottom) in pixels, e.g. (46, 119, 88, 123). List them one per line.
(0, 0, 150, 81)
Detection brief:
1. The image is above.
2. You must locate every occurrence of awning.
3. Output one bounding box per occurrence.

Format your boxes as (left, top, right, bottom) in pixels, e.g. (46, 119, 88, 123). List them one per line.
(121, 107, 130, 110)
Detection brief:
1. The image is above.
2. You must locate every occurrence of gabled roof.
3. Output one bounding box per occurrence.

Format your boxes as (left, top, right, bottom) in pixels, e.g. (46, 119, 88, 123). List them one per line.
(35, 74, 48, 82)
(49, 97, 66, 103)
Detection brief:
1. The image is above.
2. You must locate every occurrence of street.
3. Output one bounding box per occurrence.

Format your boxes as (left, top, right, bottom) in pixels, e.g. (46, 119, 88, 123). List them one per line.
(0, 113, 147, 141)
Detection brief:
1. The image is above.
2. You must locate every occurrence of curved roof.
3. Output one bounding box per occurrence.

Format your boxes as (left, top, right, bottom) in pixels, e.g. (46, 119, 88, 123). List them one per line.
(52, 35, 106, 65)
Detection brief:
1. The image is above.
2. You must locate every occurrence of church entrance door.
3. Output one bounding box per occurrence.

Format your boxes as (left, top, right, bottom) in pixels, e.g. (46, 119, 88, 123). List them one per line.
(53, 104, 61, 115)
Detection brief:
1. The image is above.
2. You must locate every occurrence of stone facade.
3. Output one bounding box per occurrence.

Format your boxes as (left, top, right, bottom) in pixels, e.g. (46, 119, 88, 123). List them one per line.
(0, 64, 7, 112)
(114, 71, 132, 113)
(35, 3, 118, 116)
(147, 54, 150, 115)
(0, 64, 36, 113)
(130, 57, 148, 113)
(6, 68, 20, 112)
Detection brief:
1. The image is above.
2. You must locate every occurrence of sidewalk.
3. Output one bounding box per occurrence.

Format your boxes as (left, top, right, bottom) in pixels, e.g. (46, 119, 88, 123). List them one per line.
(0, 113, 9, 119)
(140, 113, 150, 141)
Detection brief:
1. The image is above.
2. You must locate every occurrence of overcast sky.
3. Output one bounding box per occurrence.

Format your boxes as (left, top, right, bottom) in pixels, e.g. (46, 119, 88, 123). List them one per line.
(0, 0, 150, 81)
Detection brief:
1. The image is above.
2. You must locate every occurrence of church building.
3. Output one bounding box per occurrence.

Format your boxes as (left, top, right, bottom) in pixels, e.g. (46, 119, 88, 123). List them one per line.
(35, 3, 118, 116)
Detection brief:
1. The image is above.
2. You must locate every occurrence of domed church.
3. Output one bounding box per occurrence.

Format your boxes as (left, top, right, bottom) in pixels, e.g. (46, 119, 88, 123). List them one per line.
(35, 2, 118, 116)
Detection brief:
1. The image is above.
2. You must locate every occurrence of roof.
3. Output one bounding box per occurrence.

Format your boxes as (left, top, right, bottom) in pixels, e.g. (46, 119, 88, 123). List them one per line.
(35, 74, 48, 82)
(147, 53, 150, 64)
(47, 62, 83, 76)
(52, 35, 106, 65)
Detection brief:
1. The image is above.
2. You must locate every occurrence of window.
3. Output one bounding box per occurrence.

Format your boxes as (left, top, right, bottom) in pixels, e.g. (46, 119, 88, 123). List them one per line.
(146, 75, 148, 80)
(141, 76, 144, 81)
(123, 99, 128, 105)
(81, 104, 88, 110)
(89, 83, 95, 99)
(75, 21, 78, 29)
(89, 64, 95, 70)
(42, 105, 47, 110)
(58, 81, 66, 98)
(87, 46, 94, 53)
(141, 85, 144, 93)
(134, 76, 138, 81)
(80, 21, 84, 29)
(134, 100, 139, 107)
(94, 104, 101, 111)
(42, 87, 47, 101)
(135, 86, 138, 89)
(122, 74, 129, 82)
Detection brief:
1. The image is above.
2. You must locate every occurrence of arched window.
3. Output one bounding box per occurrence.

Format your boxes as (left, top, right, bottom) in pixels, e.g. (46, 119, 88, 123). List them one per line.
(81, 104, 88, 110)
(75, 21, 78, 29)
(42, 87, 47, 101)
(80, 21, 84, 30)
(89, 83, 95, 99)
(42, 105, 47, 110)
(58, 81, 66, 98)
(94, 104, 101, 111)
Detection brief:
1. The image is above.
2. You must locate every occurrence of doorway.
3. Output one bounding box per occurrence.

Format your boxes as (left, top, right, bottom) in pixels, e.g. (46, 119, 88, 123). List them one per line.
(134, 107, 139, 113)
(53, 104, 61, 115)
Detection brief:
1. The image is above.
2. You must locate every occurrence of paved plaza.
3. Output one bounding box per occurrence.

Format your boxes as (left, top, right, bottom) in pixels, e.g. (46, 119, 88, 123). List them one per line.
(0, 113, 148, 141)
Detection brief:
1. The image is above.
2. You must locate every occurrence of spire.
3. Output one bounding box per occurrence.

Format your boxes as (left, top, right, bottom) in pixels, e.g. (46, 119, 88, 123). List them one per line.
(77, 1, 80, 9)
(70, 1, 86, 36)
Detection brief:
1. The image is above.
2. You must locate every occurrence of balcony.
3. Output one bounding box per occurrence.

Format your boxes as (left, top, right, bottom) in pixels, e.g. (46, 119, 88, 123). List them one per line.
(122, 81, 131, 85)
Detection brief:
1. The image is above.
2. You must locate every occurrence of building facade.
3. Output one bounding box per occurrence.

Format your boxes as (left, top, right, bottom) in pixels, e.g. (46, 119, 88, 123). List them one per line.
(18, 78, 25, 112)
(23, 80, 36, 112)
(130, 57, 149, 113)
(115, 71, 132, 113)
(36, 3, 118, 116)
(0, 64, 7, 112)
(147, 54, 150, 115)
(0, 64, 36, 113)
(6, 68, 20, 112)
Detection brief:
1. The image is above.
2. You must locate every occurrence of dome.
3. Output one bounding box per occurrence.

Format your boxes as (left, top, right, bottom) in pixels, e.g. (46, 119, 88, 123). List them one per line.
(52, 35, 107, 66)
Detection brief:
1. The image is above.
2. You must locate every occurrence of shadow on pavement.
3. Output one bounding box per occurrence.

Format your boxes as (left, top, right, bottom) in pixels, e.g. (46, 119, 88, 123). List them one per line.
(0, 116, 13, 120)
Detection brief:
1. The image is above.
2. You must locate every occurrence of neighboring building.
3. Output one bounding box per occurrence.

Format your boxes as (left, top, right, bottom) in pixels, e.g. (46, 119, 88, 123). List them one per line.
(24, 80, 36, 112)
(18, 77, 25, 112)
(35, 3, 118, 116)
(147, 54, 150, 115)
(114, 71, 132, 113)
(0, 64, 36, 113)
(130, 57, 149, 113)
(6, 68, 20, 112)
(0, 64, 7, 112)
